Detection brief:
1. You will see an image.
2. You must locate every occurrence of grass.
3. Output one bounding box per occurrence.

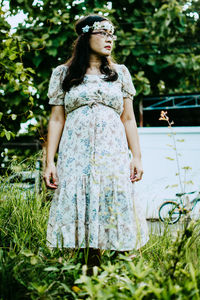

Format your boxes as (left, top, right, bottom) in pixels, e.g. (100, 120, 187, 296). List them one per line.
(0, 174, 200, 299)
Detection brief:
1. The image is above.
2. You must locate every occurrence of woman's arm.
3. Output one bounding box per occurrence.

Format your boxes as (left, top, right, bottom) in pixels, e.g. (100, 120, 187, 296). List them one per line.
(44, 105, 65, 188)
(120, 98, 143, 182)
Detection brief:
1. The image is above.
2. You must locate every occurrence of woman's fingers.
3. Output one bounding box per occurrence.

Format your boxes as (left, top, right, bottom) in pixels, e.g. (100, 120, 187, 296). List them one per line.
(130, 161, 137, 182)
(136, 168, 144, 180)
(44, 174, 51, 187)
(52, 170, 58, 186)
(130, 166, 134, 178)
(43, 168, 58, 189)
(130, 170, 138, 182)
(130, 162, 144, 182)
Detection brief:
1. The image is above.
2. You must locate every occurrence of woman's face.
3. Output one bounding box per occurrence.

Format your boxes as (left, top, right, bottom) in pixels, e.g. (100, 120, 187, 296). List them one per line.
(89, 21, 115, 57)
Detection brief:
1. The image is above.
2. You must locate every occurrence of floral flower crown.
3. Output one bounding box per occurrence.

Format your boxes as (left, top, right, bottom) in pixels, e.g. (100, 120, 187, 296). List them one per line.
(82, 21, 115, 34)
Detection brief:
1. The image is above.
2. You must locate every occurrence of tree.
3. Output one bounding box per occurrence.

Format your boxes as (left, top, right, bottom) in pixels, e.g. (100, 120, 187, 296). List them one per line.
(2, 0, 200, 139)
(0, 6, 35, 141)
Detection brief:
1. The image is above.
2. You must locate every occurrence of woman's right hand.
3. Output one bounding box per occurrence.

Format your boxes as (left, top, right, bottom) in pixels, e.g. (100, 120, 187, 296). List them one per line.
(43, 163, 58, 189)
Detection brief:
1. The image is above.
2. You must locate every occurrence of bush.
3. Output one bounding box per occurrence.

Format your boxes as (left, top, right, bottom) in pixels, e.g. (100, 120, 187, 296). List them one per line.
(0, 170, 200, 299)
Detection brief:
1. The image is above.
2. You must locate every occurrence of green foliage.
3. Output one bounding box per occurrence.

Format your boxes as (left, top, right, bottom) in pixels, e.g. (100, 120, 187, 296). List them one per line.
(0, 186, 48, 251)
(0, 161, 200, 298)
(0, 7, 35, 141)
(0, 248, 81, 299)
(1, 0, 199, 139)
(159, 110, 194, 193)
(75, 221, 200, 299)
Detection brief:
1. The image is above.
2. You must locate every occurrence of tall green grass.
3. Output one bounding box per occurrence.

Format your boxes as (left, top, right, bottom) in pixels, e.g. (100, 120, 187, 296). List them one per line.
(0, 169, 200, 299)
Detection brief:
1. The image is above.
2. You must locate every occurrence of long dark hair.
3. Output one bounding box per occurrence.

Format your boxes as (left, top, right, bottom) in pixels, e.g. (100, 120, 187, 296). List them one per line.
(62, 14, 118, 92)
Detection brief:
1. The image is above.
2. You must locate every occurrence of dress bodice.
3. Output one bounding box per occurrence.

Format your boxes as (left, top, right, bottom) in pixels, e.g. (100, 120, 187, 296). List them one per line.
(48, 64, 136, 116)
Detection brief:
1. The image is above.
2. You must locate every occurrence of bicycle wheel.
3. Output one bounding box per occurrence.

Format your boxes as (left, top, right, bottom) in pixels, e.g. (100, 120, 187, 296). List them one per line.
(159, 201, 181, 224)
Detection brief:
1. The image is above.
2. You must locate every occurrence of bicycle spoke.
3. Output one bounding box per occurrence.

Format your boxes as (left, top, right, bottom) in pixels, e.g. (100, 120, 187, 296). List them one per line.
(159, 202, 181, 224)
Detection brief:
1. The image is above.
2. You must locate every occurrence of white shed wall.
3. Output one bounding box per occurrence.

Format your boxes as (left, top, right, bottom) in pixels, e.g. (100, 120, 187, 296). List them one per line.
(133, 127, 200, 219)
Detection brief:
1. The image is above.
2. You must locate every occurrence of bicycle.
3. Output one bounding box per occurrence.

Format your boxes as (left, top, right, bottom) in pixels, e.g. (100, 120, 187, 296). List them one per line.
(158, 191, 200, 224)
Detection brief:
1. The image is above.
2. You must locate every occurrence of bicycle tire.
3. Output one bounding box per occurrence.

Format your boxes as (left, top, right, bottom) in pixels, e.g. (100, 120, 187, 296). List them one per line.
(159, 201, 181, 224)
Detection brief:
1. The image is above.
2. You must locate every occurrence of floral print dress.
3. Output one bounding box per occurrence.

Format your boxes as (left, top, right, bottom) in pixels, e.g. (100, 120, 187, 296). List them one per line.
(46, 63, 149, 251)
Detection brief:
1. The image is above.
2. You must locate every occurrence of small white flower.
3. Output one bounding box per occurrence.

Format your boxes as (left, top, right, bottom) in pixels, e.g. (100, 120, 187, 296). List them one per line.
(101, 22, 114, 34)
(93, 21, 100, 30)
(82, 25, 90, 33)
(82, 21, 115, 34)
(103, 23, 111, 30)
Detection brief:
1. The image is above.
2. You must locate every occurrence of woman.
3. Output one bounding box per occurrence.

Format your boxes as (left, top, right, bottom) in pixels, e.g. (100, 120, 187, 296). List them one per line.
(44, 14, 149, 272)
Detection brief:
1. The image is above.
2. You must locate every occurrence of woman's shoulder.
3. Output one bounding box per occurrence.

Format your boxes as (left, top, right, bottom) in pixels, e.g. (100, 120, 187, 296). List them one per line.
(111, 63, 128, 73)
(52, 64, 68, 73)
(49, 64, 68, 83)
(111, 63, 130, 80)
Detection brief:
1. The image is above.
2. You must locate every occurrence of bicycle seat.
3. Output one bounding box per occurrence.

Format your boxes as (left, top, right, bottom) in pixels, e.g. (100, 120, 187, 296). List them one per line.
(176, 191, 196, 197)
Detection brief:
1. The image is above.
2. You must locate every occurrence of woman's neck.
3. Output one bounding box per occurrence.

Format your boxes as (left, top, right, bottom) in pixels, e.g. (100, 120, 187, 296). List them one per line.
(87, 53, 102, 74)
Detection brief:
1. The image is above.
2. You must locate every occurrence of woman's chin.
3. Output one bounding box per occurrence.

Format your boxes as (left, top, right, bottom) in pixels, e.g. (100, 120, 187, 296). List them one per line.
(100, 49, 112, 56)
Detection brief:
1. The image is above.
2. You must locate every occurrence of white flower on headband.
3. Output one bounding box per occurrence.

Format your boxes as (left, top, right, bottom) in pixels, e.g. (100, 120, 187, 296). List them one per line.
(82, 25, 90, 33)
(94, 21, 114, 33)
(82, 21, 115, 34)
(93, 21, 101, 30)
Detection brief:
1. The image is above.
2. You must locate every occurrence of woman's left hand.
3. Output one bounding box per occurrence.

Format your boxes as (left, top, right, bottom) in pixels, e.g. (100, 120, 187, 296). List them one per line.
(130, 157, 144, 183)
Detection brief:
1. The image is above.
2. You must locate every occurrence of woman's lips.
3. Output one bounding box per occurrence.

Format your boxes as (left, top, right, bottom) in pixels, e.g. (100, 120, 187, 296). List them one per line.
(105, 46, 111, 50)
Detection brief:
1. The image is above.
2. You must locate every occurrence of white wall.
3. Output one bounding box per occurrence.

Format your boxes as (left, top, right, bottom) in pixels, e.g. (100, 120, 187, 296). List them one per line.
(133, 127, 200, 219)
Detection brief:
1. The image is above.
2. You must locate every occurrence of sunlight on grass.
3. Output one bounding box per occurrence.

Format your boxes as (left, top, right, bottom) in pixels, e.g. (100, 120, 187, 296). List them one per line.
(0, 162, 200, 299)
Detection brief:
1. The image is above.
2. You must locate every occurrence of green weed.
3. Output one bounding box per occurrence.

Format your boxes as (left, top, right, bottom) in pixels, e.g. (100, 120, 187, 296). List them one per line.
(0, 163, 200, 299)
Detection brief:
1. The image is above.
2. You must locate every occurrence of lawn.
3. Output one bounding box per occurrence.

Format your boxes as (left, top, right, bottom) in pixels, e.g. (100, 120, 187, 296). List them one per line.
(0, 178, 200, 299)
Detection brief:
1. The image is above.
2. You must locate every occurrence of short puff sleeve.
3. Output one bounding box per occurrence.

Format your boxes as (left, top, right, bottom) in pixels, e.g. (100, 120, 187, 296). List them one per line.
(121, 64, 136, 100)
(47, 65, 67, 105)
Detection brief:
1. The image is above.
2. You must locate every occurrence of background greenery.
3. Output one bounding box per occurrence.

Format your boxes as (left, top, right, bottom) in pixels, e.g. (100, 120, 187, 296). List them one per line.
(1, 0, 200, 142)
(0, 171, 200, 299)
(1, 2, 200, 297)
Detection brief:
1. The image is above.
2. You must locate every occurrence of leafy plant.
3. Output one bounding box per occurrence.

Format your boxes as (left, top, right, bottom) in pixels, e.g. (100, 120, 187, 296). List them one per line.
(0, 7, 35, 141)
(159, 110, 193, 195)
(1, 0, 200, 141)
(0, 165, 200, 299)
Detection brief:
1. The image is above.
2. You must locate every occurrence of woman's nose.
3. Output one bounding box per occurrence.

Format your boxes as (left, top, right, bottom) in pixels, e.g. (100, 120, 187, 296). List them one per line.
(106, 37, 112, 43)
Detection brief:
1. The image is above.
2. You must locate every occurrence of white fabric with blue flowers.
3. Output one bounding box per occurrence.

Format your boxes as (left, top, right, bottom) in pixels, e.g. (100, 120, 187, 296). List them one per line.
(46, 64, 149, 250)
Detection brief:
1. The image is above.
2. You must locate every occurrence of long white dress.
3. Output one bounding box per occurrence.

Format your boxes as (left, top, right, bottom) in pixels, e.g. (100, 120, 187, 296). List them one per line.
(46, 63, 149, 251)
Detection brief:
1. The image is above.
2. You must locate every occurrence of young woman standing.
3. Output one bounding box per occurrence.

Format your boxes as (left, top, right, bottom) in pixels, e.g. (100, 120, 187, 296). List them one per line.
(44, 14, 149, 274)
